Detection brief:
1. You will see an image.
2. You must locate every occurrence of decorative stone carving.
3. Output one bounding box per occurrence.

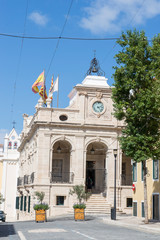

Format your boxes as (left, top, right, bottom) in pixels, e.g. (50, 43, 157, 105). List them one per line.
(78, 91, 87, 96)
(96, 92, 103, 99)
(60, 135, 66, 141)
(96, 136, 101, 142)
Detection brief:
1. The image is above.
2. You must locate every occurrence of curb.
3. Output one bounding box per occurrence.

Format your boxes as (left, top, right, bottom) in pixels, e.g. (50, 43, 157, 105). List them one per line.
(102, 218, 160, 234)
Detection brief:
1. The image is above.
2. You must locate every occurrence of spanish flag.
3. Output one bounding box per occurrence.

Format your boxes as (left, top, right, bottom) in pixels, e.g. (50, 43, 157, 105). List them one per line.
(32, 72, 44, 93)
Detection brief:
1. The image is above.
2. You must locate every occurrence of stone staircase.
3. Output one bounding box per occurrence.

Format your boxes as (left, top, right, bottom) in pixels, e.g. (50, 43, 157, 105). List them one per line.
(85, 194, 111, 214)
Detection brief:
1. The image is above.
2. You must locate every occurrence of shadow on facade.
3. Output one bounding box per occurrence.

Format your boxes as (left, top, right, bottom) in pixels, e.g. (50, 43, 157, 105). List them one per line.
(0, 224, 16, 237)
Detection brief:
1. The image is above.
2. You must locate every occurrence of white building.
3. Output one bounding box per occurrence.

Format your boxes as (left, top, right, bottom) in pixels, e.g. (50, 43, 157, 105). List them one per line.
(0, 128, 20, 221)
(17, 58, 133, 220)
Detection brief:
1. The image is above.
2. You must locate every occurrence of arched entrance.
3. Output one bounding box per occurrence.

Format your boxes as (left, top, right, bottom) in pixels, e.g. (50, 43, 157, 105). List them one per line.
(51, 140, 73, 183)
(86, 142, 107, 193)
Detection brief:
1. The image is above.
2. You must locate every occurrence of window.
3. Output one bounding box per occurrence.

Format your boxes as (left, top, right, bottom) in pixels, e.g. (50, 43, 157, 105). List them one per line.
(122, 163, 126, 175)
(141, 162, 144, 181)
(14, 142, 17, 149)
(133, 202, 137, 216)
(24, 196, 27, 211)
(126, 198, 132, 207)
(8, 141, 12, 149)
(142, 202, 145, 218)
(20, 196, 23, 211)
(153, 160, 159, 180)
(59, 115, 68, 121)
(133, 162, 137, 182)
(28, 196, 31, 213)
(16, 197, 19, 209)
(52, 159, 63, 180)
(56, 196, 65, 205)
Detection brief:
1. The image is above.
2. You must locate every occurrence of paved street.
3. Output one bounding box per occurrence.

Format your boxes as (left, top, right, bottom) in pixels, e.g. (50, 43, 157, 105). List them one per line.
(1, 215, 160, 240)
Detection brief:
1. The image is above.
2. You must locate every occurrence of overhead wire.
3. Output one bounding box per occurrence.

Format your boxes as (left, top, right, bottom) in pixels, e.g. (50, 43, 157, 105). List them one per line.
(0, 33, 120, 41)
(46, 0, 74, 77)
(10, 0, 29, 129)
(101, 0, 147, 64)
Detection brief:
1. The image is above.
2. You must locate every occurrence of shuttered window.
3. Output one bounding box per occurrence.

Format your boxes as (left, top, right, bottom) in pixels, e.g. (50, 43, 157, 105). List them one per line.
(142, 202, 145, 218)
(16, 197, 19, 209)
(28, 196, 31, 213)
(133, 202, 137, 216)
(153, 160, 159, 180)
(133, 162, 137, 182)
(20, 196, 23, 211)
(24, 196, 27, 211)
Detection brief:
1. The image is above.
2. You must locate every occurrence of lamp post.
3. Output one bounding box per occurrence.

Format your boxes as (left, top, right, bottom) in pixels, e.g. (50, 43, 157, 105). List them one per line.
(113, 149, 117, 220)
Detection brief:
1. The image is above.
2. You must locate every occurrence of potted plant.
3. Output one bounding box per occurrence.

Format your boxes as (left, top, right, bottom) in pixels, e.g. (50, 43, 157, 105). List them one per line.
(69, 185, 91, 221)
(33, 191, 49, 222)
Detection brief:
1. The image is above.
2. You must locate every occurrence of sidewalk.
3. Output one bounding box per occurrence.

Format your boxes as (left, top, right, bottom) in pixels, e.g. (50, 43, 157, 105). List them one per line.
(101, 214, 160, 234)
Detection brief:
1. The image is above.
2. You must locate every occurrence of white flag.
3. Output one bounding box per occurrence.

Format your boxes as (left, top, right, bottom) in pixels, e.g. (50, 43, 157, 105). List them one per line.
(49, 76, 59, 99)
(53, 76, 59, 92)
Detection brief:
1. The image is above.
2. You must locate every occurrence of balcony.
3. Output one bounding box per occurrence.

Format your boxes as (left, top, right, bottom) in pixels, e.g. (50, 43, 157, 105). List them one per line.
(17, 172, 35, 186)
(17, 177, 24, 186)
(50, 171, 74, 184)
(121, 174, 132, 186)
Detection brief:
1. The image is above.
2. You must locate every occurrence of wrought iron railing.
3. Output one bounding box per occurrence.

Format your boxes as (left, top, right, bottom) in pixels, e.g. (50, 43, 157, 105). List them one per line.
(17, 177, 24, 186)
(50, 171, 74, 183)
(121, 174, 132, 186)
(17, 172, 35, 186)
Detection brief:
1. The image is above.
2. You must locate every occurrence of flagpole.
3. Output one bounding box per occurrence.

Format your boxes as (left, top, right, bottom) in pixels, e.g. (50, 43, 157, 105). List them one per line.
(51, 74, 53, 108)
(43, 69, 45, 106)
(57, 75, 59, 108)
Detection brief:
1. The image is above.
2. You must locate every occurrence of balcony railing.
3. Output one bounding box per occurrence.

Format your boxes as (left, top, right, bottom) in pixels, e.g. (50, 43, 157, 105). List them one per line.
(121, 174, 132, 186)
(17, 172, 35, 186)
(17, 177, 24, 186)
(50, 171, 74, 184)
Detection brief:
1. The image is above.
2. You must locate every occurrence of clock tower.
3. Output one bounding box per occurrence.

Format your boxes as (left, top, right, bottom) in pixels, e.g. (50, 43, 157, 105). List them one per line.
(68, 57, 116, 124)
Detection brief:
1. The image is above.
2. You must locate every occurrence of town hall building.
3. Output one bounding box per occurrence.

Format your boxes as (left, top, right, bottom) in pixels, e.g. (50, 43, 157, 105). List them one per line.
(16, 58, 132, 220)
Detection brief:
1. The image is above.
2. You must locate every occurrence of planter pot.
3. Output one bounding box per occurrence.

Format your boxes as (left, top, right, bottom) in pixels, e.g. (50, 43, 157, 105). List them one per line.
(74, 208, 85, 221)
(35, 210, 46, 222)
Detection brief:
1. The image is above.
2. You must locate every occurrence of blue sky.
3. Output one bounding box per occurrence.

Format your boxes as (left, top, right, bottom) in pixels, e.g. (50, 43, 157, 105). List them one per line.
(1, 0, 160, 142)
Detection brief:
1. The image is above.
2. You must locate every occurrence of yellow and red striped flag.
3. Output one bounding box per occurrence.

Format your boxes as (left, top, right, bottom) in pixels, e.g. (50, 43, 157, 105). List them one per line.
(49, 76, 54, 100)
(32, 72, 44, 93)
(39, 86, 48, 104)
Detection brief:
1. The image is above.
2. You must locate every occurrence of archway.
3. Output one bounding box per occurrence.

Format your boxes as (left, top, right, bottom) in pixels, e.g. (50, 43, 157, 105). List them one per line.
(86, 142, 107, 193)
(51, 140, 73, 183)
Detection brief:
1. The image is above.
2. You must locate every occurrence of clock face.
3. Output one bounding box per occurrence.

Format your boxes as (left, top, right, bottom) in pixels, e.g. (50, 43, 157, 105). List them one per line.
(92, 101, 104, 113)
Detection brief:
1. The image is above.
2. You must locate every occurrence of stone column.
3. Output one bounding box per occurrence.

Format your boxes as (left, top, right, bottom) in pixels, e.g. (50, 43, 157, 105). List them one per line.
(46, 98, 52, 108)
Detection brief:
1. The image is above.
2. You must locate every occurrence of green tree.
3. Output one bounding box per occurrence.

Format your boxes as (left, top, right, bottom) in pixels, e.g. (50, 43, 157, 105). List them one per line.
(69, 185, 91, 205)
(0, 193, 5, 204)
(112, 29, 160, 224)
(35, 191, 45, 204)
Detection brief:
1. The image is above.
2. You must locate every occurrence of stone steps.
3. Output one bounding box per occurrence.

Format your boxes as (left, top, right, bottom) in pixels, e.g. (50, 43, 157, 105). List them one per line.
(85, 194, 111, 214)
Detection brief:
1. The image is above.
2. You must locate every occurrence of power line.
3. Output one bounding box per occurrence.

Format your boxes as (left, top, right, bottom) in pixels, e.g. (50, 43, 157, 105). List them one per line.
(10, 0, 29, 129)
(0, 33, 120, 41)
(46, 0, 74, 77)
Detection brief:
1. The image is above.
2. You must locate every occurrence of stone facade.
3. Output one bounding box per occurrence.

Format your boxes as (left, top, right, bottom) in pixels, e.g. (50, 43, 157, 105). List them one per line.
(0, 128, 20, 221)
(17, 74, 132, 220)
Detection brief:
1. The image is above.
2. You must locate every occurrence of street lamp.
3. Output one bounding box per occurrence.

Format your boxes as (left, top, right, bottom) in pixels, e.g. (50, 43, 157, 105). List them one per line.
(113, 149, 117, 220)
